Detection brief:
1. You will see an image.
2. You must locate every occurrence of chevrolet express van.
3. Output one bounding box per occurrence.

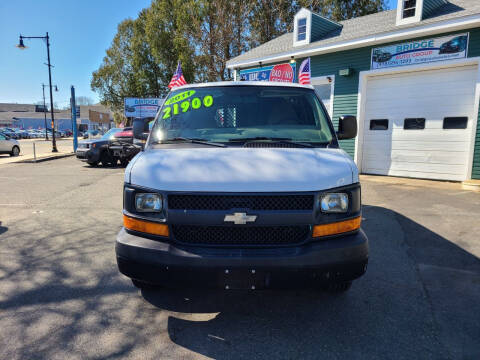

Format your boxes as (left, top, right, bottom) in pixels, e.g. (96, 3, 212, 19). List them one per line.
(116, 82, 368, 292)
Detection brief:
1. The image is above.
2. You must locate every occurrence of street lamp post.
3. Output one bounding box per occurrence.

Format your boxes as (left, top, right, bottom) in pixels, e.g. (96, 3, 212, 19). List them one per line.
(17, 32, 58, 152)
(41, 83, 58, 141)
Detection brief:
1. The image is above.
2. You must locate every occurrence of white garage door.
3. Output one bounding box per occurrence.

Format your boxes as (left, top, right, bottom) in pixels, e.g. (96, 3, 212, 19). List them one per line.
(361, 64, 477, 181)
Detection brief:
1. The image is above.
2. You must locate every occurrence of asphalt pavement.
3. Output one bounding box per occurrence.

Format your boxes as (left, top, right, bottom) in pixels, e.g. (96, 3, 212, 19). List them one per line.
(0, 158, 479, 359)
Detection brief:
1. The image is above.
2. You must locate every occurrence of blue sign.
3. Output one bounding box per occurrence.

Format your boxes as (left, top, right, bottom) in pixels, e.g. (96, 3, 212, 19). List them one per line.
(239, 62, 297, 83)
(371, 33, 469, 69)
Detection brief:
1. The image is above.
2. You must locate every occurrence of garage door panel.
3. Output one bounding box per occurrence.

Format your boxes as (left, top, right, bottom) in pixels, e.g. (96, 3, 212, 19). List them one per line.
(366, 97, 475, 110)
(363, 160, 466, 175)
(366, 83, 475, 99)
(386, 169, 466, 181)
(363, 150, 469, 165)
(361, 65, 477, 181)
(389, 141, 468, 152)
(390, 131, 471, 141)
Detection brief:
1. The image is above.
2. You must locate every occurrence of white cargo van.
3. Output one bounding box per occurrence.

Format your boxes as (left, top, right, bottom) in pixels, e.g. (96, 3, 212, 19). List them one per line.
(116, 82, 368, 292)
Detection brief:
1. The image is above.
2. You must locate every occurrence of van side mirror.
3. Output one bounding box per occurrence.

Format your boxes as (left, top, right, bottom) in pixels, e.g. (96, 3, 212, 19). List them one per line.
(337, 115, 357, 140)
(133, 118, 149, 141)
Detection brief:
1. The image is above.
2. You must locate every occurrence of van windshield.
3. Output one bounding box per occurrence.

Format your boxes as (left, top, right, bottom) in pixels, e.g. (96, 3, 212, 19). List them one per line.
(149, 85, 334, 145)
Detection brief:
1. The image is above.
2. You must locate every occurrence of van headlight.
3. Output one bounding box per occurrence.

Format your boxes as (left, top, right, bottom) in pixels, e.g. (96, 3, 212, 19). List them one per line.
(135, 193, 163, 212)
(320, 193, 348, 213)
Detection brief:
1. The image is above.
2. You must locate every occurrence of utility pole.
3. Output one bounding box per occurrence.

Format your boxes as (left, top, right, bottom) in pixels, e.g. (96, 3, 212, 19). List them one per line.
(17, 32, 58, 152)
(71, 86, 78, 152)
(41, 84, 48, 140)
(45, 33, 58, 152)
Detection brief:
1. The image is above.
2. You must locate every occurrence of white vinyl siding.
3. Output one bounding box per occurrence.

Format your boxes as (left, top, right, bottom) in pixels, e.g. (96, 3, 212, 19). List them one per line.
(361, 64, 477, 181)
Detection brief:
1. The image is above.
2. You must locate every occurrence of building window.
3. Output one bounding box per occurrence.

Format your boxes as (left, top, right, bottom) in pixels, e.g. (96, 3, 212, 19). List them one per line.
(443, 117, 468, 129)
(402, 0, 416, 18)
(370, 119, 389, 130)
(404, 118, 425, 130)
(297, 18, 307, 41)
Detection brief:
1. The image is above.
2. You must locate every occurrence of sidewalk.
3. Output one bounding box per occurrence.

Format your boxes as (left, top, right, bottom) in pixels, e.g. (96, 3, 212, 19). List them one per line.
(0, 138, 75, 165)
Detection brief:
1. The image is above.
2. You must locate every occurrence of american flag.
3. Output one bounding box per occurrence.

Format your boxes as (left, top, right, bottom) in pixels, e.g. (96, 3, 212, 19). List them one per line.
(298, 58, 311, 85)
(168, 61, 187, 89)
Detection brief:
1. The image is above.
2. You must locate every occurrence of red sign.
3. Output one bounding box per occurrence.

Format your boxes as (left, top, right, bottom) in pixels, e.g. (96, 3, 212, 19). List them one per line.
(269, 63, 295, 83)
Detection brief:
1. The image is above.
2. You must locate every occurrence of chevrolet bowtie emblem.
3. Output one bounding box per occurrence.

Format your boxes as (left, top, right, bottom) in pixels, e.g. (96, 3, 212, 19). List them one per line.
(224, 212, 257, 225)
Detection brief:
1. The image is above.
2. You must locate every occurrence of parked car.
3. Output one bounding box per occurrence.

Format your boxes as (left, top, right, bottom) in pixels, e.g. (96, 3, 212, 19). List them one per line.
(83, 130, 103, 139)
(113, 128, 133, 142)
(108, 127, 139, 166)
(27, 130, 42, 138)
(372, 49, 393, 63)
(116, 82, 367, 293)
(76, 128, 124, 166)
(4, 129, 20, 139)
(0, 132, 20, 156)
(46, 129, 63, 138)
(439, 35, 468, 54)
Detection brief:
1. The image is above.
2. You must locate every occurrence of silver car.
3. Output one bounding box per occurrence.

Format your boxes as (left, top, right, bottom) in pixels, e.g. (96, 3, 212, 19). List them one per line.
(0, 133, 20, 156)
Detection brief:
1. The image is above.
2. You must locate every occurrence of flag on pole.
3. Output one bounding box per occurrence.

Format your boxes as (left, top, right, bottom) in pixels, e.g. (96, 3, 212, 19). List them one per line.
(168, 61, 187, 89)
(298, 58, 311, 85)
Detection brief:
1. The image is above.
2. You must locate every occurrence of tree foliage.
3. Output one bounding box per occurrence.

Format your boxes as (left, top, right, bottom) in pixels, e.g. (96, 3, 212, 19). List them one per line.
(92, 0, 385, 109)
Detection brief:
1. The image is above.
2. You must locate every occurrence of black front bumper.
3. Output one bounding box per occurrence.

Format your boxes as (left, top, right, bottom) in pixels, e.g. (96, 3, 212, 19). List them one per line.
(76, 148, 100, 163)
(116, 228, 368, 289)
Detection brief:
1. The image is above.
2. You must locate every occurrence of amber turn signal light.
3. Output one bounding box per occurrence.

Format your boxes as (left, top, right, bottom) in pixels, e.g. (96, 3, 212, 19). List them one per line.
(312, 216, 361, 238)
(123, 215, 169, 237)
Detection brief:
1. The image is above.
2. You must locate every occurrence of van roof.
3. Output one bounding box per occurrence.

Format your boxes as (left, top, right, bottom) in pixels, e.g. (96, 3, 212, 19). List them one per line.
(172, 81, 315, 91)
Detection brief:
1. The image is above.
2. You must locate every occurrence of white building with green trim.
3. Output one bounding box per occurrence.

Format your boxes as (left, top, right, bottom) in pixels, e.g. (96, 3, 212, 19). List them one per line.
(227, 0, 480, 181)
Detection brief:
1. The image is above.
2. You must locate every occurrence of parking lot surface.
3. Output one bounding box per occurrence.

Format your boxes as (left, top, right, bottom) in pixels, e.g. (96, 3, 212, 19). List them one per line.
(0, 158, 479, 359)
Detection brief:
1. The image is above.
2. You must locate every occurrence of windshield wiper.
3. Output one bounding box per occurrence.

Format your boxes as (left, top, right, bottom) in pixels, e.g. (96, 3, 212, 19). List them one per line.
(228, 137, 314, 148)
(157, 137, 226, 147)
(228, 137, 292, 142)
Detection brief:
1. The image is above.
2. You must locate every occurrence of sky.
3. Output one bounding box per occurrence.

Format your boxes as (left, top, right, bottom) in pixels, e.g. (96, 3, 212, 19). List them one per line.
(0, 0, 151, 108)
(0, 0, 397, 107)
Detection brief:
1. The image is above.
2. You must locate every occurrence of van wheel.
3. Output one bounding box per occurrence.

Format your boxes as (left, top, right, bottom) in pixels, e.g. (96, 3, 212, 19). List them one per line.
(100, 151, 114, 166)
(323, 281, 352, 293)
(87, 161, 98, 167)
(131, 279, 159, 290)
(10, 146, 20, 157)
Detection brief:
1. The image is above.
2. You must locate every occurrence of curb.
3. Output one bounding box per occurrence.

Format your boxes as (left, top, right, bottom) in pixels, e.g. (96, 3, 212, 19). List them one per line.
(18, 153, 75, 164)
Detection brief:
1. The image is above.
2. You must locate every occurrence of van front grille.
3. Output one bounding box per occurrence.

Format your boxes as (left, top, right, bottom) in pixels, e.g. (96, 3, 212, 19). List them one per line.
(168, 194, 314, 211)
(171, 225, 310, 246)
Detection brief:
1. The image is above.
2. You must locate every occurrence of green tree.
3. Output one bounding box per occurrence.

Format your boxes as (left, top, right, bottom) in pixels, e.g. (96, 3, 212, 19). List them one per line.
(91, 19, 137, 112)
(297, 0, 386, 22)
(144, 0, 196, 85)
(248, 1, 296, 47)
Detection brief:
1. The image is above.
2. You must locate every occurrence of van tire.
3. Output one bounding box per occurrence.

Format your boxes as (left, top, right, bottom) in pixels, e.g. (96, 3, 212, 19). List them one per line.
(323, 281, 352, 293)
(10, 146, 20, 157)
(100, 151, 114, 167)
(131, 279, 159, 290)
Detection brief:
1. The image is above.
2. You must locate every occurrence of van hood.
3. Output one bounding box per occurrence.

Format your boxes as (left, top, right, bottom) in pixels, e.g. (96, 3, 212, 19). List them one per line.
(127, 147, 357, 192)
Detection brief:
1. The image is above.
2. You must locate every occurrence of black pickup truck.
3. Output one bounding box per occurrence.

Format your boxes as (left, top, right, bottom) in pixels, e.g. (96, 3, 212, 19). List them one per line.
(76, 127, 139, 167)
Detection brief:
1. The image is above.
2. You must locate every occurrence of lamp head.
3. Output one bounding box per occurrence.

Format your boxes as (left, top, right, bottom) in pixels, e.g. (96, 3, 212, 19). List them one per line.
(16, 37, 27, 50)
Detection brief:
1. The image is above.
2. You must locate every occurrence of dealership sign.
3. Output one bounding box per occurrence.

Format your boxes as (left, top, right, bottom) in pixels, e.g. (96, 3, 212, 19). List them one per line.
(124, 98, 163, 118)
(371, 33, 469, 70)
(239, 62, 296, 82)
